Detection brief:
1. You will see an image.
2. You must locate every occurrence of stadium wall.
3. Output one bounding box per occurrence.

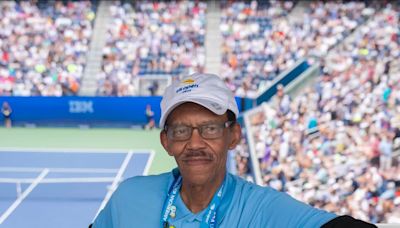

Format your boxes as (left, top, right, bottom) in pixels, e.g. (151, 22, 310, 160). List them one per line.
(0, 96, 244, 127)
(256, 58, 310, 105)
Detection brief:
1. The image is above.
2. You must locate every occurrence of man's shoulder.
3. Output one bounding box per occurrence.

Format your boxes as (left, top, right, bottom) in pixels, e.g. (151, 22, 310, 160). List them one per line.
(112, 172, 170, 199)
(228, 174, 337, 227)
(92, 172, 171, 227)
(229, 174, 315, 210)
(230, 174, 278, 197)
(119, 172, 170, 189)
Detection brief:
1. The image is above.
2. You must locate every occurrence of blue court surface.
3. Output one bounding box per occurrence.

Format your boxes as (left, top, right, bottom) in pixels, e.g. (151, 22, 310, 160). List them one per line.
(0, 148, 154, 228)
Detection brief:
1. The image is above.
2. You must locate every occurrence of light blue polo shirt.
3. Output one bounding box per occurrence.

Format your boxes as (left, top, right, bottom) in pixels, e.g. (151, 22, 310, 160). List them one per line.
(93, 169, 337, 227)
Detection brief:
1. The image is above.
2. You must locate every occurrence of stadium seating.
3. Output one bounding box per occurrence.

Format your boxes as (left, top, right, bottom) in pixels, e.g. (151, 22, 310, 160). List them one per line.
(219, 1, 372, 97)
(0, 1, 95, 96)
(96, 1, 207, 96)
(242, 4, 400, 223)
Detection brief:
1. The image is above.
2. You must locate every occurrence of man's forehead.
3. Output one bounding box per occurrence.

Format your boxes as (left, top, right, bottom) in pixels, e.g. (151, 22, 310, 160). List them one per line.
(169, 102, 219, 114)
(166, 102, 227, 125)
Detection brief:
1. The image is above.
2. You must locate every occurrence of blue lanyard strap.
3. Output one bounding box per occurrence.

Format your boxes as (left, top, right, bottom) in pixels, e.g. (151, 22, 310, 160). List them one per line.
(161, 174, 182, 224)
(161, 170, 225, 228)
(200, 181, 224, 228)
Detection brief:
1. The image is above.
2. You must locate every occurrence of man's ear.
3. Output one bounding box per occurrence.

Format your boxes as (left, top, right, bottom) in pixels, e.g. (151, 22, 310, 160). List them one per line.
(228, 123, 242, 150)
(160, 130, 173, 156)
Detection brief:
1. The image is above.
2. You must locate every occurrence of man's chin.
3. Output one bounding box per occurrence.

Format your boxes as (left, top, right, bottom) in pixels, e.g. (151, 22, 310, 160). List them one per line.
(179, 165, 214, 184)
(182, 159, 213, 166)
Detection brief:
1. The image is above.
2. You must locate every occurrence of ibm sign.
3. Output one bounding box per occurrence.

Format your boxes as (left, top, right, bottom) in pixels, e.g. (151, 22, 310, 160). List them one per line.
(69, 100, 94, 114)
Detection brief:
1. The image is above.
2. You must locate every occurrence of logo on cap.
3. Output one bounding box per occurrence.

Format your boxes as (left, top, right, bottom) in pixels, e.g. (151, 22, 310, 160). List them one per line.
(181, 78, 195, 85)
(176, 78, 199, 94)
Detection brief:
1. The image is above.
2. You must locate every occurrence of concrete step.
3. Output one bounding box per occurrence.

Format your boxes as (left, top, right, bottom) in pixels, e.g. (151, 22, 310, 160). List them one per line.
(205, 0, 222, 74)
(79, 0, 113, 96)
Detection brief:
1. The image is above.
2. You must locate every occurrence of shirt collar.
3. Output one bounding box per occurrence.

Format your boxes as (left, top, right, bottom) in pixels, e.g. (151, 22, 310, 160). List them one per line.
(168, 168, 236, 224)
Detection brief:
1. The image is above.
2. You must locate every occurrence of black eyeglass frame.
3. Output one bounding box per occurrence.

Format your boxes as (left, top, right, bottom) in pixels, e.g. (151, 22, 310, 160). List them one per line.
(164, 121, 235, 141)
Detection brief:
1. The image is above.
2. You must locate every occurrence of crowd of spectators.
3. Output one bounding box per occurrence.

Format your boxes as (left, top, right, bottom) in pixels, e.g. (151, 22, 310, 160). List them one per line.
(231, 127, 254, 182)
(0, 0, 379, 98)
(0, 1, 95, 96)
(97, 1, 207, 96)
(220, 1, 373, 97)
(244, 4, 400, 223)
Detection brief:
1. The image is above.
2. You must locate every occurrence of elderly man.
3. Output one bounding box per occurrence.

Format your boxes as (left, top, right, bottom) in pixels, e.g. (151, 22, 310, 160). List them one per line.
(92, 73, 375, 227)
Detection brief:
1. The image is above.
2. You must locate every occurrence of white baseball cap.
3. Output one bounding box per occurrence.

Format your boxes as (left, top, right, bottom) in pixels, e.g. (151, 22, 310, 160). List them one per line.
(159, 73, 239, 128)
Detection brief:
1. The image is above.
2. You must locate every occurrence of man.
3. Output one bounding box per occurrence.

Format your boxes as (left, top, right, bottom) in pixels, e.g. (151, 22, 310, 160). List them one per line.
(92, 73, 376, 227)
(144, 104, 156, 130)
(1, 101, 12, 128)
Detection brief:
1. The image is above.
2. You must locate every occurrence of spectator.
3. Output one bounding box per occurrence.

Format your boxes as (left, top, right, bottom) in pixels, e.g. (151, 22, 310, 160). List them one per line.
(148, 81, 159, 96)
(379, 133, 393, 171)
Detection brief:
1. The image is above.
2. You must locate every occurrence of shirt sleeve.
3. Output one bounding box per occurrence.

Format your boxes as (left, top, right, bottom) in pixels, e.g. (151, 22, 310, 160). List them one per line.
(92, 202, 114, 228)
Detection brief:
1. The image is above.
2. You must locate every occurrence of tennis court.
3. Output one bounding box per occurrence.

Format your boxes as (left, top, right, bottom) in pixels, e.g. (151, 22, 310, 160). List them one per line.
(0, 148, 154, 228)
(0, 128, 175, 227)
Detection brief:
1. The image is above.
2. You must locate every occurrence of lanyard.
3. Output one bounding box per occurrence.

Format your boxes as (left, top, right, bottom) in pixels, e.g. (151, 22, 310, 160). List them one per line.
(161, 173, 182, 226)
(161, 169, 225, 228)
(200, 180, 224, 228)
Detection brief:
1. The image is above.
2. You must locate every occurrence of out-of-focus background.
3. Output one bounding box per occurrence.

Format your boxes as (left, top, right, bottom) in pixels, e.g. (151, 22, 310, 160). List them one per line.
(0, 0, 399, 227)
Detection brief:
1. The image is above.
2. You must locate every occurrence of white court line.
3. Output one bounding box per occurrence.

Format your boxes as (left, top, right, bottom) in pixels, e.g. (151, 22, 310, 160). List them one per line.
(0, 147, 151, 154)
(95, 151, 134, 218)
(143, 150, 155, 176)
(0, 169, 49, 224)
(0, 167, 118, 174)
(0, 177, 115, 184)
(0, 147, 155, 222)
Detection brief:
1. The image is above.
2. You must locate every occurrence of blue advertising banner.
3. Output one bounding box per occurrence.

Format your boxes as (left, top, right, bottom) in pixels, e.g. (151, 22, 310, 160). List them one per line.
(0, 96, 244, 127)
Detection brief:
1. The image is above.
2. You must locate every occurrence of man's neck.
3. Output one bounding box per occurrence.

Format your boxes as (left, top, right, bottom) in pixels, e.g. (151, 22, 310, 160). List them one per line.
(180, 171, 225, 214)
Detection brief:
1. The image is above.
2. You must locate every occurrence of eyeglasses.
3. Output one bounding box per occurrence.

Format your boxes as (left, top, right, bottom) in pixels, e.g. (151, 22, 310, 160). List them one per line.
(165, 121, 235, 141)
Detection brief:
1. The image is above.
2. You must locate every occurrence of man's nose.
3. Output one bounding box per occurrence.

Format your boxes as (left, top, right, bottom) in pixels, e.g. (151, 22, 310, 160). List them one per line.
(187, 128, 206, 149)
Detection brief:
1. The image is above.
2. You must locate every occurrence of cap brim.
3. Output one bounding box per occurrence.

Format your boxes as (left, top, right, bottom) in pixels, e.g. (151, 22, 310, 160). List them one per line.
(159, 97, 228, 128)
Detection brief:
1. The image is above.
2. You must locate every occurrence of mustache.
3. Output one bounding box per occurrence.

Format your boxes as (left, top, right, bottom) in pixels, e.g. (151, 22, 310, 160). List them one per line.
(180, 150, 213, 161)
